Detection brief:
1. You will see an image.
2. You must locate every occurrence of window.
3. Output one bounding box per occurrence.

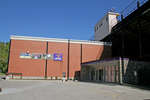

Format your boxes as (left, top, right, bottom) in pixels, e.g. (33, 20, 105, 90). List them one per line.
(106, 17, 108, 21)
(99, 23, 102, 28)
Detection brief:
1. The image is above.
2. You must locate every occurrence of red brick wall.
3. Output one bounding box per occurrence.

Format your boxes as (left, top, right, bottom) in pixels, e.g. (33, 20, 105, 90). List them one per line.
(47, 42, 68, 77)
(69, 43, 81, 77)
(82, 44, 104, 63)
(8, 39, 109, 78)
(8, 40, 46, 77)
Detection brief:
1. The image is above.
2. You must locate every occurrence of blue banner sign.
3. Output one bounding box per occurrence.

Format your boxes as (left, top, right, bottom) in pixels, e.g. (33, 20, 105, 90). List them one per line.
(53, 53, 63, 61)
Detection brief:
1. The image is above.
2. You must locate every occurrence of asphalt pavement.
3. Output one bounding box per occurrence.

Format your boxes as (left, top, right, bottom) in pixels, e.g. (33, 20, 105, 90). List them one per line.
(0, 80, 150, 100)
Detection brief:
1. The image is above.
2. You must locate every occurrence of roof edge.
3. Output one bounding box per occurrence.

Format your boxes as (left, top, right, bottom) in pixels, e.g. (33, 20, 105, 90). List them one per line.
(10, 35, 112, 46)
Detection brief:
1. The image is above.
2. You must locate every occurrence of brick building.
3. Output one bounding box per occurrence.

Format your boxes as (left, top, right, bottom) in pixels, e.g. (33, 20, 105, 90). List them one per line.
(8, 36, 111, 80)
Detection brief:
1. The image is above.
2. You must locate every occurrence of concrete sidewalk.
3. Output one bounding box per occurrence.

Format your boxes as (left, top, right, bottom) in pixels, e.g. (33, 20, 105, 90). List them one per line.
(0, 80, 150, 100)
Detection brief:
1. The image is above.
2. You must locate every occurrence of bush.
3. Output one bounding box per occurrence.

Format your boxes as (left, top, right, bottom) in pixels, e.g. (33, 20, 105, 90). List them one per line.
(0, 42, 9, 73)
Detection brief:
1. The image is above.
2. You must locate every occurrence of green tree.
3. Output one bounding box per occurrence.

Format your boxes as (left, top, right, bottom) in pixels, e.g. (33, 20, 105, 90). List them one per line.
(0, 42, 9, 73)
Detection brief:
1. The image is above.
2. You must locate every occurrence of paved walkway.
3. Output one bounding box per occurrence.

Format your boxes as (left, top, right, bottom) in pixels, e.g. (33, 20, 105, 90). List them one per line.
(0, 80, 150, 100)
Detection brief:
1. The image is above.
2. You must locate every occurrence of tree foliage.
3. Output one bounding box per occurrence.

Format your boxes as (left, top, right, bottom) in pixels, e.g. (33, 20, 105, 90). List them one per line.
(0, 42, 9, 73)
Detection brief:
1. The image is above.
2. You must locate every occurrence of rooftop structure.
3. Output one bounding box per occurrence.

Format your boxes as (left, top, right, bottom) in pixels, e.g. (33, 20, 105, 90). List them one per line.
(94, 12, 119, 41)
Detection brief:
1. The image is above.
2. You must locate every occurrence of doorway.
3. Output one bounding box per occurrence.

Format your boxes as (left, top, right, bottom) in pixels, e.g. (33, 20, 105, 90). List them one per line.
(99, 70, 103, 81)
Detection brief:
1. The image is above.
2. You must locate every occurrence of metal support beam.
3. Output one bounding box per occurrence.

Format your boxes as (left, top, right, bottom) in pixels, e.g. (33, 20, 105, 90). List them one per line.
(103, 67, 106, 82)
(137, 1, 140, 8)
(114, 66, 117, 83)
(137, 19, 143, 58)
(121, 31, 125, 58)
(119, 57, 123, 84)
(110, 66, 113, 82)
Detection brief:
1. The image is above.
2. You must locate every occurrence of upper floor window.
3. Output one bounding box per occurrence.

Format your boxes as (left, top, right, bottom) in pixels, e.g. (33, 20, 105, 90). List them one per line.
(99, 23, 103, 28)
(106, 17, 108, 21)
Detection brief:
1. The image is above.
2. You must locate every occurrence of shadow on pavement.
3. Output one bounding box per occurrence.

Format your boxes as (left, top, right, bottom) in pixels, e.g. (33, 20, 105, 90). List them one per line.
(79, 80, 150, 91)
(123, 83, 150, 91)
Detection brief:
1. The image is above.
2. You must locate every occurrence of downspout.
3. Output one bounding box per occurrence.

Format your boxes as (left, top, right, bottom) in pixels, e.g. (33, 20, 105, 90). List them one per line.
(67, 40, 70, 80)
(45, 41, 48, 79)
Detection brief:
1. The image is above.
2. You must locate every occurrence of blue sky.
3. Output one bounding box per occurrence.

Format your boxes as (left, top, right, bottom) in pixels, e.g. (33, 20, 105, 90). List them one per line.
(0, 0, 131, 42)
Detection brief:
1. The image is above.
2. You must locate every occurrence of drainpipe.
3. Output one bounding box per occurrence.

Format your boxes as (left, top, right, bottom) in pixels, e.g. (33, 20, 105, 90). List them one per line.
(67, 39, 70, 80)
(80, 43, 82, 81)
(80, 43, 82, 64)
(45, 41, 48, 79)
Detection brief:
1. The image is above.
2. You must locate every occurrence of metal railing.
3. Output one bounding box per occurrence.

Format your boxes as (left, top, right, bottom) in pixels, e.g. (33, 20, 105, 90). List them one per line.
(120, 0, 149, 19)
